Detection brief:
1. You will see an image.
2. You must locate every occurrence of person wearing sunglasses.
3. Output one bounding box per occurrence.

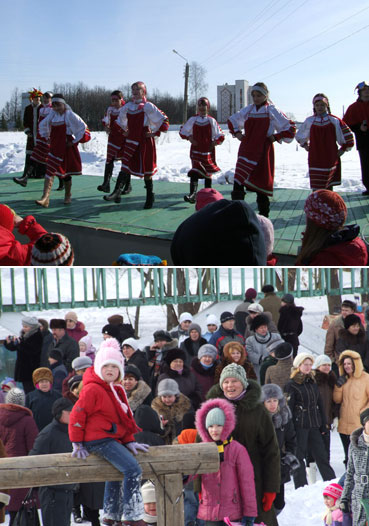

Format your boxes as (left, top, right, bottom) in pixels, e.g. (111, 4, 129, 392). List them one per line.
(343, 82, 369, 195)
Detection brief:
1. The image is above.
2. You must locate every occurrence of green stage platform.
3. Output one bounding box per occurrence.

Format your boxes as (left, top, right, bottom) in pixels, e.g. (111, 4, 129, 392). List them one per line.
(2, 173, 369, 265)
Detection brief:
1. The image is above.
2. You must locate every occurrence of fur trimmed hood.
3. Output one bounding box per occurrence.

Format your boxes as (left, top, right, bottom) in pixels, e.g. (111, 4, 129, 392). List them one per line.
(314, 369, 337, 389)
(338, 350, 364, 378)
(195, 398, 236, 442)
(350, 426, 366, 448)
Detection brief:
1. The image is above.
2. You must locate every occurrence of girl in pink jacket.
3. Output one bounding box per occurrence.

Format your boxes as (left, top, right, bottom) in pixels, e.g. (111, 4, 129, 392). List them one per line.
(195, 398, 257, 526)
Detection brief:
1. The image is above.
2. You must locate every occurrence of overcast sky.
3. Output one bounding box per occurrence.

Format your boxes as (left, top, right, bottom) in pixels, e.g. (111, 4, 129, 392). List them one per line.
(0, 0, 368, 120)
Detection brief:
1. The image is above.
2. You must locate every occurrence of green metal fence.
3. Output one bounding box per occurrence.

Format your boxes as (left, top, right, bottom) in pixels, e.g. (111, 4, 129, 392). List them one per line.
(0, 268, 367, 313)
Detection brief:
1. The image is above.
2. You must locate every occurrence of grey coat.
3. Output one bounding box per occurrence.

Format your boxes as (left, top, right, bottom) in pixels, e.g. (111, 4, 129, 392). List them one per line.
(246, 332, 282, 381)
(342, 427, 369, 526)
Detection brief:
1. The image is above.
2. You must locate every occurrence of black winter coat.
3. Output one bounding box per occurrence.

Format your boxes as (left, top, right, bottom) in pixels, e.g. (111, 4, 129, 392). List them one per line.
(126, 350, 151, 385)
(40, 330, 54, 367)
(180, 336, 208, 363)
(25, 389, 61, 431)
(335, 327, 369, 371)
(157, 365, 202, 410)
(134, 405, 165, 446)
(4, 329, 43, 383)
(285, 372, 327, 430)
(277, 304, 304, 353)
(48, 333, 79, 372)
(270, 400, 297, 484)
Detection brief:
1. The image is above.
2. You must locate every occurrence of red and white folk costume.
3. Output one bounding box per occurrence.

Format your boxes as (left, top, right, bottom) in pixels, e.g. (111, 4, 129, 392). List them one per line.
(102, 105, 126, 163)
(30, 102, 53, 168)
(296, 113, 354, 190)
(228, 102, 295, 196)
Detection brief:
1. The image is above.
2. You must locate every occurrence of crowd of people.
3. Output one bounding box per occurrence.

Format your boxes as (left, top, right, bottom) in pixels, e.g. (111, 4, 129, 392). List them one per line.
(1, 292, 369, 525)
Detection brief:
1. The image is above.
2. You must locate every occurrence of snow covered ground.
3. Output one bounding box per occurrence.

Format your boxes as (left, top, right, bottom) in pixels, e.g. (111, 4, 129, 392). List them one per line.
(0, 129, 364, 193)
(0, 290, 358, 526)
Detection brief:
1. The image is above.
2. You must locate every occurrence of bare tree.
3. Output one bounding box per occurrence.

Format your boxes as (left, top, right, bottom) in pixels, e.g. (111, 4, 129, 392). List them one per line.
(189, 61, 208, 103)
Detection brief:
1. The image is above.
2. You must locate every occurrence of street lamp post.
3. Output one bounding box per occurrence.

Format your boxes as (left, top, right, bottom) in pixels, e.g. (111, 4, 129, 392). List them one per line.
(173, 49, 189, 123)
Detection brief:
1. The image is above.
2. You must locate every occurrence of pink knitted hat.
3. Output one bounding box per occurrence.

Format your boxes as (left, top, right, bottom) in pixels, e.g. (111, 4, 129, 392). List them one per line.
(323, 483, 343, 504)
(94, 338, 124, 381)
(195, 188, 224, 211)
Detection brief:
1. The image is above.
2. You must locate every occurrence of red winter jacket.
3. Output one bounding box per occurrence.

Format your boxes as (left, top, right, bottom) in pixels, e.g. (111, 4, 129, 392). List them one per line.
(66, 321, 88, 342)
(308, 228, 368, 266)
(69, 366, 139, 444)
(0, 216, 47, 266)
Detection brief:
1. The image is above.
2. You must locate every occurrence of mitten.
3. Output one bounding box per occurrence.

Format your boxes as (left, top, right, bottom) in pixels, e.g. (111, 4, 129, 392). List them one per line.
(336, 375, 347, 387)
(262, 491, 276, 511)
(125, 442, 150, 455)
(71, 442, 89, 459)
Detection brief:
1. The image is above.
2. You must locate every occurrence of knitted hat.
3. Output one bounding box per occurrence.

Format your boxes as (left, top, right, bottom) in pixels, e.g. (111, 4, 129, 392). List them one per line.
(198, 344, 218, 361)
(206, 314, 218, 327)
(293, 353, 314, 369)
(344, 314, 362, 330)
(72, 355, 92, 371)
(107, 314, 124, 325)
(50, 319, 67, 329)
(141, 481, 156, 504)
(219, 363, 248, 390)
(260, 383, 284, 402)
(323, 483, 343, 504)
(248, 303, 264, 313)
(282, 293, 294, 304)
(304, 190, 347, 231)
(52, 397, 74, 420)
(31, 233, 74, 266)
(157, 378, 180, 396)
(94, 338, 124, 381)
(220, 311, 235, 323)
(274, 342, 294, 360)
(250, 313, 269, 332)
(68, 374, 83, 391)
(5, 387, 26, 406)
(195, 188, 224, 211)
(245, 288, 257, 301)
(102, 324, 121, 340)
(122, 337, 139, 351)
(0, 204, 15, 231)
(188, 323, 201, 335)
(360, 408, 369, 427)
(205, 407, 225, 428)
(266, 338, 285, 354)
(179, 312, 193, 323)
(32, 367, 53, 386)
(164, 348, 186, 365)
(153, 330, 172, 342)
(124, 364, 142, 381)
(262, 284, 274, 293)
(22, 316, 39, 328)
(313, 354, 332, 369)
(48, 348, 63, 361)
(256, 215, 274, 256)
(65, 311, 78, 323)
(1, 377, 16, 392)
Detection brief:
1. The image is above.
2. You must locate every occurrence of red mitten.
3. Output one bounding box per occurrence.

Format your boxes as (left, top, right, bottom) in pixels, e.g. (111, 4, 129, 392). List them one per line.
(262, 492, 276, 511)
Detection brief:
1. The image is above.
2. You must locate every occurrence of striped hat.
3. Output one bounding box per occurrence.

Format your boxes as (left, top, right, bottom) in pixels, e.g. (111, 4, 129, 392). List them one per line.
(31, 233, 74, 266)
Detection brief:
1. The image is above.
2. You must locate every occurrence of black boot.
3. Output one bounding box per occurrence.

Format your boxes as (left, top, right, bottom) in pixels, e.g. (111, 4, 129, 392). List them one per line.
(231, 182, 245, 200)
(13, 172, 29, 187)
(184, 178, 198, 203)
(73, 507, 83, 524)
(98, 161, 113, 193)
(121, 172, 132, 195)
(204, 177, 212, 189)
(256, 192, 270, 217)
(56, 177, 65, 191)
(13, 155, 34, 187)
(103, 171, 126, 203)
(143, 178, 154, 209)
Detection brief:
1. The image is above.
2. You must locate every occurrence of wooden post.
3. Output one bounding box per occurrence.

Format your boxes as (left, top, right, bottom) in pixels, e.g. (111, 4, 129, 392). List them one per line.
(155, 474, 184, 526)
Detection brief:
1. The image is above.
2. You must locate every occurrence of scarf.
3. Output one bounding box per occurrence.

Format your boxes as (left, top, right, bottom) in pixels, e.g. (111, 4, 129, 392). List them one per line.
(215, 436, 233, 462)
(143, 513, 156, 524)
(322, 504, 339, 525)
(22, 326, 40, 340)
(200, 362, 213, 370)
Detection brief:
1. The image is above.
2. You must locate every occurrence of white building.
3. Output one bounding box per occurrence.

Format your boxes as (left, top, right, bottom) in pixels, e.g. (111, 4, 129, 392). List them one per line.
(217, 80, 251, 123)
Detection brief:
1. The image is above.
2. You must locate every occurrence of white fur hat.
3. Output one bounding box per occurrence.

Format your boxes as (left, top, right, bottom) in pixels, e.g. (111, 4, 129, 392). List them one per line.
(179, 312, 193, 323)
(206, 314, 218, 327)
(293, 352, 315, 369)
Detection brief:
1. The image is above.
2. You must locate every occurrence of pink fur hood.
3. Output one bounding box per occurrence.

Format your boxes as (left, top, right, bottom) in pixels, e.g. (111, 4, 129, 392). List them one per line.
(195, 397, 236, 442)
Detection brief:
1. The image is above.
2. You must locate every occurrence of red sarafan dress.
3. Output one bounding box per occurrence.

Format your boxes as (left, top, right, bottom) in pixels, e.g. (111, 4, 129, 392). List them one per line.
(117, 100, 169, 178)
(296, 113, 354, 189)
(30, 103, 53, 167)
(102, 105, 126, 163)
(39, 108, 90, 179)
(179, 115, 224, 177)
(228, 102, 296, 196)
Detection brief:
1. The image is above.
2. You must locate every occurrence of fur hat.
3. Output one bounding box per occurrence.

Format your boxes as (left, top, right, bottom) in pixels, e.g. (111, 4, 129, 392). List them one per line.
(274, 342, 293, 360)
(281, 293, 294, 304)
(220, 311, 235, 323)
(304, 190, 347, 231)
(250, 313, 269, 332)
(164, 348, 186, 366)
(313, 354, 332, 369)
(72, 356, 92, 371)
(323, 483, 343, 504)
(94, 338, 124, 381)
(196, 398, 236, 443)
(65, 311, 78, 323)
(219, 363, 248, 390)
(31, 232, 74, 266)
(50, 319, 67, 330)
(32, 367, 53, 386)
(262, 284, 274, 293)
(248, 303, 263, 313)
(22, 316, 39, 328)
(188, 323, 201, 335)
(260, 383, 284, 402)
(344, 314, 362, 330)
(0, 204, 15, 231)
(52, 397, 74, 420)
(5, 387, 26, 406)
(157, 378, 180, 397)
(102, 324, 121, 340)
(108, 314, 124, 325)
(360, 408, 369, 427)
(206, 314, 218, 327)
(195, 188, 224, 211)
(293, 353, 314, 369)
(122, 338, 139, 351)
(124, 364, 142, 381)
(68, 374, 83, 391)
(153, 330, 172, 342)
(245, 288, 257, 301)
(205, 407, 225, 428)
(179, 312, 193, 324)
(141, 481, 156, 504)
(198, 344, 217, 361)
(48, 348, 63, 361)
(256, 215, 274, 256)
